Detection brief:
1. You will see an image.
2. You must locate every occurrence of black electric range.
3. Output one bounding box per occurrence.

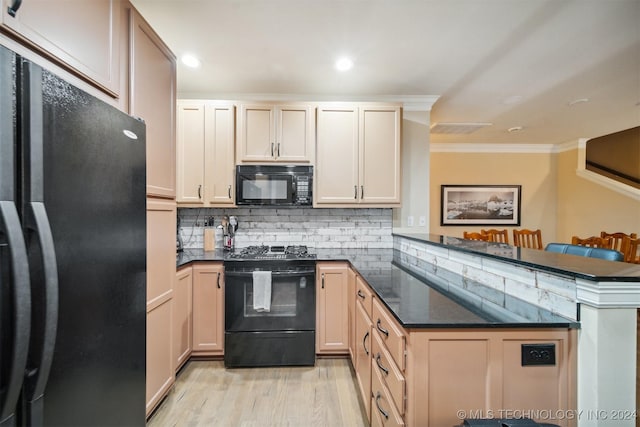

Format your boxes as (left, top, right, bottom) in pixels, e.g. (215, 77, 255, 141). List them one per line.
(226, 244, 316, 261)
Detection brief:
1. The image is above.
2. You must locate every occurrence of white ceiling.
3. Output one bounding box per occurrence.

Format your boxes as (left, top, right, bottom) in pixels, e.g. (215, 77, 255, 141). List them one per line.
(130, 0, 640, 145)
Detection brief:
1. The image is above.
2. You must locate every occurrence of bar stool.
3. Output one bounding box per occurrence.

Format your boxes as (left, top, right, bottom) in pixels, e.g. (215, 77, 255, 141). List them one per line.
(480, 229, 509, 244)
(513, 229, 543, 250)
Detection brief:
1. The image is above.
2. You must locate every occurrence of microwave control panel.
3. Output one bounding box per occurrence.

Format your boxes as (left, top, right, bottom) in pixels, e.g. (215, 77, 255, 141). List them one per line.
(294, 176, 311, 204)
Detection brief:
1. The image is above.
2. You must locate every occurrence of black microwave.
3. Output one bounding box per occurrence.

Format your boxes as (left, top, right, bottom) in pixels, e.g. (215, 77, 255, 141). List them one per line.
(236, 165, 313, 207)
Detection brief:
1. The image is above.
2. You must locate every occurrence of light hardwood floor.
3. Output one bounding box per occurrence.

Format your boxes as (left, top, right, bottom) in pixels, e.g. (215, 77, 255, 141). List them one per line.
(147, 358, 368, 427)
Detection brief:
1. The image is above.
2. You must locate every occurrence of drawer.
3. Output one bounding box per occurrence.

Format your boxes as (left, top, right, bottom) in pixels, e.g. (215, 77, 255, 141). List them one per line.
(373, 298, 406, 371)
(371, 361, 405, 427)
(356, 275, 373, 318)
(372, 330, 405, 415)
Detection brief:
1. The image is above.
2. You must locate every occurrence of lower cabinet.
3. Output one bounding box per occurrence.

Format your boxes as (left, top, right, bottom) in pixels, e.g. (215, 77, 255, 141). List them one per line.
(146, 199, 176, 416)
(192, 263, 225, 355)
(316, 262, 350, 354)
(174, 266, 193, 370)
(355, 298, 373, 422)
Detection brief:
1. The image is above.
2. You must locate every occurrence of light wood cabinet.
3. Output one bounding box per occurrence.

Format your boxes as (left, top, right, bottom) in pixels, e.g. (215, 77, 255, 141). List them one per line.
(237, 103, 314, 163)
(176, 100, 235, 206)
(355, 294, 373, 422)
(0, 0, 120, 96)
(192, 263, 224, 355)
(176, 101, 205, 204)
(316, 262, 350, 354)
(146, 199, 176, 416)
(174, 266, 193, 371)
(316, 104, 401, 207)
(348, 268, 357, 362)
(128, 7, 176, 198)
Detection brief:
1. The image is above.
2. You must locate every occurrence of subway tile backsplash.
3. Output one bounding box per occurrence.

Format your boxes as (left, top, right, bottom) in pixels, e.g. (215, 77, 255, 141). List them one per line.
(178, 207, 393, 249)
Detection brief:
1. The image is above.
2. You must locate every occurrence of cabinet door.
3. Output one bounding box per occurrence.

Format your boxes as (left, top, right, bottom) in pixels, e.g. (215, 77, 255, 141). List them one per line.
(174, 266, 193, 371)
(192, 263, 224, 354)
(130, 9, 176, 198)
(146, 199, 176, 416)
(0, 0, 120, 96)
(360, 106, 401, 204)
(348, 268, 357, 362)
(176, 101, 205, 203)
(355, 300, 373, 421)
(316, 262, 349, 354)
(204, 103, 236, 205)
(238, 104, 274, 162)
(315, 106, 359, 204)
(276, 105, 314, 162)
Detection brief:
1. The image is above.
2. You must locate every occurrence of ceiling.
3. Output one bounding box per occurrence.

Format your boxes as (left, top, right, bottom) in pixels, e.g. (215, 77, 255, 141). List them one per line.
(130, 0, 640, 145)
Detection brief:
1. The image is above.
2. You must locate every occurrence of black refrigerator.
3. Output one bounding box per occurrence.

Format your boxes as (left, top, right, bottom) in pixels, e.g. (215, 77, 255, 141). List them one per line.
(0, 44, 146, 426)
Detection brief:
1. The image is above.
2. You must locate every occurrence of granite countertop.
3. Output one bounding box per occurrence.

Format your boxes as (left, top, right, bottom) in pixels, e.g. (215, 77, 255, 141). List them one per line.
(178, 246, 578, 329)
(395, 232, 640, 281)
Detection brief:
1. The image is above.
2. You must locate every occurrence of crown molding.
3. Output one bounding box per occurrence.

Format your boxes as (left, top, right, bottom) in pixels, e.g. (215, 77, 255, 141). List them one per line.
(176, 92, 439, 109)
(430, 143, 556, 153)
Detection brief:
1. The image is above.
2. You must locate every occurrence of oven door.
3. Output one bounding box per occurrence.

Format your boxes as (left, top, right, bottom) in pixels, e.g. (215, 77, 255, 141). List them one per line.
(236, 170, 295, 206)
(224, 264, 315, 332)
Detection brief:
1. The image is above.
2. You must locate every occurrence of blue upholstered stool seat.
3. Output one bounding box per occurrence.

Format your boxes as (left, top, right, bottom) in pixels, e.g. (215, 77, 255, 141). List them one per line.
(544, 243, 623, 262)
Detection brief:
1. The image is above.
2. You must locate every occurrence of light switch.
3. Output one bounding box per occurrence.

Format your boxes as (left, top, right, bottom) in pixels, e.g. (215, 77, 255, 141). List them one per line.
(407, 216, 414, 227)
(419, 216, 426, 226)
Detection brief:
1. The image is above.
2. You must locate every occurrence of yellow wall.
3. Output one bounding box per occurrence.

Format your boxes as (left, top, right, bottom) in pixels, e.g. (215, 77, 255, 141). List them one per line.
(556, 147, 640, 242)
(429, 147, 640, 245)
(429, 151, 558, 244)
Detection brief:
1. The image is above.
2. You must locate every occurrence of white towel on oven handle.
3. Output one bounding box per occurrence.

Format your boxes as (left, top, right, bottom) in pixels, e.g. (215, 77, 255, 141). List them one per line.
(252, 271, 272, 312)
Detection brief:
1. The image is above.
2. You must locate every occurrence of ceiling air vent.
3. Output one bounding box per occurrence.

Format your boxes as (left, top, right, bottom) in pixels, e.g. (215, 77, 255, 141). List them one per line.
(430, 122, 492, 134)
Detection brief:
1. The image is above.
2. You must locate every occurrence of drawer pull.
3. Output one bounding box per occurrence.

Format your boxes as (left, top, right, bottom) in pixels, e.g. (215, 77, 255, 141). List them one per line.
(363, 331, 370, 356)
(376, 319, 389, 337)
(375, 392, 389, 420)
(375, 353, 389, 376)
(357, 290, 365, 299)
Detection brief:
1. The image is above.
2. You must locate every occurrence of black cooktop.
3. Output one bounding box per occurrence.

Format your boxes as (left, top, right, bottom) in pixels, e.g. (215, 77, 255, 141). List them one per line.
(226, 245, 316, 260)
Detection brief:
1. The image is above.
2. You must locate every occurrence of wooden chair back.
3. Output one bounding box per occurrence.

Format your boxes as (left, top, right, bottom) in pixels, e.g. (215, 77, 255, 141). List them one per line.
(571, 235, 613, 249)
(513, 229, 543, 250)
(463, 231, 491, 241)
(480, 229, 509, 244)
(600, 232, 638, 252)
(621, 236, 640, 264)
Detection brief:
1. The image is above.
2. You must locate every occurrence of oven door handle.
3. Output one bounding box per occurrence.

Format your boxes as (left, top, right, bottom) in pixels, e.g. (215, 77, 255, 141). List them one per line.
(224, 269, 315, 278)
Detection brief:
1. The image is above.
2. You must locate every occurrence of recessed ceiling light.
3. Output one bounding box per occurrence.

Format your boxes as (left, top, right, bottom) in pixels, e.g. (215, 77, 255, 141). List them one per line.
(508, 126, 524, 133)
(335, 57, 353, 72)
(568, 98, 589, 106)
(181, 54, 201, 68)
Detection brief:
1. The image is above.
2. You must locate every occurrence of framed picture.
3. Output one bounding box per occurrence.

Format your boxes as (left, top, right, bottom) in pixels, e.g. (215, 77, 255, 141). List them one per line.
(440, 185, 521, 226)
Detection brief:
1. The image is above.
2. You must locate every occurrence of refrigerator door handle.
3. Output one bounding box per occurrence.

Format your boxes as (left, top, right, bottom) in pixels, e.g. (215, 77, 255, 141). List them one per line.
(24, 202, 59, 413)
(0, 201, 31, 426)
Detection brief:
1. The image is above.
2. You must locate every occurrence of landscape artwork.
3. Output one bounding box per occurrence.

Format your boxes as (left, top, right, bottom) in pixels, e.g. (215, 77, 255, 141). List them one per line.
(441, 185, 521, 226)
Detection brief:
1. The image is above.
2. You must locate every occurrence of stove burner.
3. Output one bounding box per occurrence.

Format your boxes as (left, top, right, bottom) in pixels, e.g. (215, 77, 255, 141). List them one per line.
(229, 245, 314, 260)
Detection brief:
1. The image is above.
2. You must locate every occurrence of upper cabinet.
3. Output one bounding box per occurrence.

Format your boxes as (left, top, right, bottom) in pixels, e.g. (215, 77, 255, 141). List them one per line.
(0, 0, 121, 97)
(315, 104, 401, 207)
(176, 100, 236, 206)
(237, 103, 314, 163)
(127, 6, 177, 198)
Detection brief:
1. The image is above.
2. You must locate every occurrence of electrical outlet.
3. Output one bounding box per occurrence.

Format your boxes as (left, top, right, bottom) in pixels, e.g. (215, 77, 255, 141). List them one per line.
(407, 216, 414, 227)
(419, 216, 426, 226)
(521, 343, 556, 366)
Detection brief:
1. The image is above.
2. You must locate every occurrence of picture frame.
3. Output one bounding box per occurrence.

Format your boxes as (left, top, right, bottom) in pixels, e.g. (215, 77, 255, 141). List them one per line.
(440, 185, 521, 226)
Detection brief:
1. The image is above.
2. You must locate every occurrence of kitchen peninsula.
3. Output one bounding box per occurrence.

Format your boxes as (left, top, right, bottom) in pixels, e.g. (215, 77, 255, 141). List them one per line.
(173, 231, 640, 426)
